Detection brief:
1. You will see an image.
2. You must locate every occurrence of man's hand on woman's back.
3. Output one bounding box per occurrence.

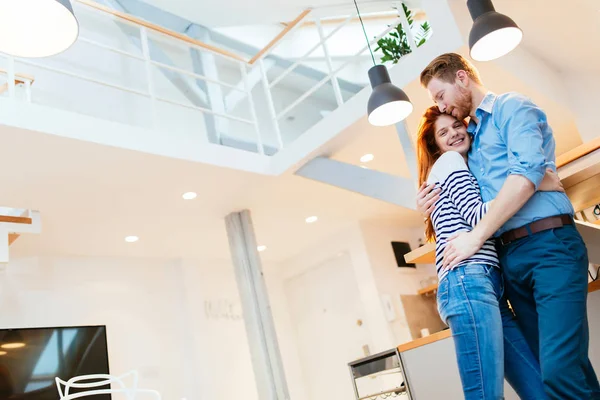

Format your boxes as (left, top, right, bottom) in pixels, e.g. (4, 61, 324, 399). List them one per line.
(417, 182, 441, 219)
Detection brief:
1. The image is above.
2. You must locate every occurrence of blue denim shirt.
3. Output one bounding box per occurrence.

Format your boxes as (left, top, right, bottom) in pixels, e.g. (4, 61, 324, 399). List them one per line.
(467, 92, 574, 236)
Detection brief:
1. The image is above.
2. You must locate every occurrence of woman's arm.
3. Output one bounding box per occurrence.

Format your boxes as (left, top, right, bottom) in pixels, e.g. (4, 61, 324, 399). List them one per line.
(444, 170, 490, 228)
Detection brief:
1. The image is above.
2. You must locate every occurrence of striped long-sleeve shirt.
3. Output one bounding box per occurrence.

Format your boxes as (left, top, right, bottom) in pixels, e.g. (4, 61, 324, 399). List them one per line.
(427, 151, 500, 280)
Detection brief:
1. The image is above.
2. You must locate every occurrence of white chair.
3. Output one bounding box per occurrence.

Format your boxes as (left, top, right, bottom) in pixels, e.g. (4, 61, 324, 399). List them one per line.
(55, 370, 161, 400)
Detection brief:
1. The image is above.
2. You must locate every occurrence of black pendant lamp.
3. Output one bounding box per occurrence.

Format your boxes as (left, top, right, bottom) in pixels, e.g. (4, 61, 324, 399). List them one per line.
(0, 0, 79, 58)
(467, 0, 522, 62)
(353, 0, 413, 126)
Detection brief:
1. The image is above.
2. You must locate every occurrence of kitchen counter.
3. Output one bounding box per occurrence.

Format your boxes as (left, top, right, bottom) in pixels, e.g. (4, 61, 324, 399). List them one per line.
(397, 281, 599, 352)
(396, 289, 600, 399)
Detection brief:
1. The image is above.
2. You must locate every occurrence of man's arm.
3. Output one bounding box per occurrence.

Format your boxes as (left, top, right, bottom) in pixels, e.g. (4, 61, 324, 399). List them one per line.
(443, 175, 534, 267)
(443, 95, 548, 268)
(416, 182, 440, 217)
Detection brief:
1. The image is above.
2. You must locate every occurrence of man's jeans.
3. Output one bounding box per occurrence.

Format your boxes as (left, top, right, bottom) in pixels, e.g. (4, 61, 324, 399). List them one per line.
(437, 263, 546, 400)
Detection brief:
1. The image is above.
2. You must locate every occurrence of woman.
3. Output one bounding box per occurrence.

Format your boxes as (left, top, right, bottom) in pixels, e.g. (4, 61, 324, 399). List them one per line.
(416, 106, 554, 400)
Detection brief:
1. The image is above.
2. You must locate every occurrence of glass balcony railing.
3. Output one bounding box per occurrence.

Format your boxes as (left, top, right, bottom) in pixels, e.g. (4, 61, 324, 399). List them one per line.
(0, 0, 432, 157)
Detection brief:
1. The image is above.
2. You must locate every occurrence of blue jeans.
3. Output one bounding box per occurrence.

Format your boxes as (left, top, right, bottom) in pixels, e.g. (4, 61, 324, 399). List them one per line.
(437, 263, 547, 400)
(497, 224, 600, 399)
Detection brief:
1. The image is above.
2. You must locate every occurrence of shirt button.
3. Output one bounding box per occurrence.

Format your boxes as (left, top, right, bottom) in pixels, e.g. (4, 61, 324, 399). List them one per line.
(480, 168, 484, 172)
(477, 148, 481, 152)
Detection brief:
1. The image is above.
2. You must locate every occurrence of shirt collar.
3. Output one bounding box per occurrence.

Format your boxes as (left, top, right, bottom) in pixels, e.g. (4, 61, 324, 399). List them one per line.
(467, 92, 497, 134)
(477, 92, 497, 115)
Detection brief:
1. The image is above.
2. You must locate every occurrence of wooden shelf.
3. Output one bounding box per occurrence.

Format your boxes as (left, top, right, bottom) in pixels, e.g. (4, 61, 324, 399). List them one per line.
(417, 283, 439, 296)
(416, 280, 597, 294)
(397, 329, 451, 353)
(404, 242, 435, 264)
(557, 137, 600, 169)
(558, 141, 600, 213)
(8, 233, 19, 245)
(0, 215, 32, 224)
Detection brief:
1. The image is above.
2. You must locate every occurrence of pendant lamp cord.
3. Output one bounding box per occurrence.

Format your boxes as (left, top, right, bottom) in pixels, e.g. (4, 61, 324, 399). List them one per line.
(353, 0, 377, 66)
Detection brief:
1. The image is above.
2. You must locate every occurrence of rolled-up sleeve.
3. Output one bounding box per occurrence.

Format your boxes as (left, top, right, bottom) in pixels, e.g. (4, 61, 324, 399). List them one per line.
(495, 95, 547, 189)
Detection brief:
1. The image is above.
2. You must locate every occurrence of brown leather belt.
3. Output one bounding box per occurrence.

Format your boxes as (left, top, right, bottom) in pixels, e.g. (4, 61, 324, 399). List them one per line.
(498, 214, 573, 246)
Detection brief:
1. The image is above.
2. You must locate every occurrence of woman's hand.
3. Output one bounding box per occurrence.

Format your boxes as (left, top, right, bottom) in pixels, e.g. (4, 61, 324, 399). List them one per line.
(538, 168, 564, 192)
(417, 182, 441, 219)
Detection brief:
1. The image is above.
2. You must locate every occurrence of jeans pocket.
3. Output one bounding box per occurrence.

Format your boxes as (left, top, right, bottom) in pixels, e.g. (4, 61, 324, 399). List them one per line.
(463, 263, 493, 276)
(437, 278, 450, 322)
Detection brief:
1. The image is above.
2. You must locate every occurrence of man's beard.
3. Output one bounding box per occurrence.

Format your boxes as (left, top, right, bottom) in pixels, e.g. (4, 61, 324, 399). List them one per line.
(452, 86, 472, 120)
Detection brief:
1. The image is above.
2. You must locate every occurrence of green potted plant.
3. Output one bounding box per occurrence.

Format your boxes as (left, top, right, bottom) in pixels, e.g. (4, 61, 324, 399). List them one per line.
(375, 3, 431, 64)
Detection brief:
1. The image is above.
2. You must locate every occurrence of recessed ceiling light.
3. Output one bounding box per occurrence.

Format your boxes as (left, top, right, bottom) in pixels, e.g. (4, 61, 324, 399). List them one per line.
(182, 192, 197, 200)
(305, 216, 318, 224)
(0, 351, 6, 356)
(257, 245, 267, 252)
(125, 236, 139, 243)
(1, 343, 25, 349)
(360, 154, 374, 163)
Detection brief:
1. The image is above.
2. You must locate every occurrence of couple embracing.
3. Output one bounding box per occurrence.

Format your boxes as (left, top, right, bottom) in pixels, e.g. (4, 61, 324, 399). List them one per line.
(414, 53, 599, 400)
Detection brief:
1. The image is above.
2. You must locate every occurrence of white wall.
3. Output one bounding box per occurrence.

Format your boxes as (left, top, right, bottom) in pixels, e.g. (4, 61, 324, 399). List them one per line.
(358, 220, 436, 344)
(0, 255, 258, 400)
(263, 223, 397, 399)
(0, 225, 438, 400)
(262, 221, 437, 398)
(564, 72, 600, 143)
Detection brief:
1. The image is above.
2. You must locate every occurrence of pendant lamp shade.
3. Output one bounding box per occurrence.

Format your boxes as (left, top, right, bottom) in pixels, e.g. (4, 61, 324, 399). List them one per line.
(367, 65, 413, 127)
(0, 0, 79, 58)
(467, 0, 522, 62)
(352, 0, 413, 126)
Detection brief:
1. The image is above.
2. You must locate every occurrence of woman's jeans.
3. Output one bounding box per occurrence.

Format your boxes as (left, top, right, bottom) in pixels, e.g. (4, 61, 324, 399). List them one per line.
(437, 263, 547, 400)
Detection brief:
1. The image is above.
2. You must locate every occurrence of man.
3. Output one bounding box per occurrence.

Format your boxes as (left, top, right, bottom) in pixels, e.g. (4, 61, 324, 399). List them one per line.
(417, 52, 600, 399)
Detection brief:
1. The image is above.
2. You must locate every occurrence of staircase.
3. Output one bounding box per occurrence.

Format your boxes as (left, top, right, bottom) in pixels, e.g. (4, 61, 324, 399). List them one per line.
(0, 208, 41, 264)
(0, 0, 463, 176)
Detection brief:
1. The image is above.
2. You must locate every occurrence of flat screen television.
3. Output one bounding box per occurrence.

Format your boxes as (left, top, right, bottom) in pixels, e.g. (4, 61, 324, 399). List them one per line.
(391, 241, 416, 268)
(0, 325, 110, 400)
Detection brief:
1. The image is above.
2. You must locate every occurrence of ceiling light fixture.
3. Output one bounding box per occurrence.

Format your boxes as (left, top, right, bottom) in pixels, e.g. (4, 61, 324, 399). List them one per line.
(182, 192, 197, 200)
(305, 216, 318, 224)
(0, 351, 6, 356)
(360, 154, 374, 163)
(467, 0, 522, 61)
(257, 245, 267, 252)
(1, 331, 26, 349)
(1, 342, 25, 349)
(0, 0, 79, 58)
(353, 0, 413, 126)
(125, 236, 139, 243)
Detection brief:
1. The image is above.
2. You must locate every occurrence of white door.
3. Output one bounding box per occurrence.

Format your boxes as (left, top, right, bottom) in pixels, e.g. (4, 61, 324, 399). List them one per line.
(284, 253, 370, 400)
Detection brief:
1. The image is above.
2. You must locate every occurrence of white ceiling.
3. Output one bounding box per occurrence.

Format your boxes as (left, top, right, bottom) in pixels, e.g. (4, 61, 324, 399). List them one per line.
(4, 126, 421, 264)
(6, 0, 597, 265)
(449, 0, 600, 74)
(139, 0, 600, 75)
(138, 0, 423, 28)
(139, 0, 311, 28)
